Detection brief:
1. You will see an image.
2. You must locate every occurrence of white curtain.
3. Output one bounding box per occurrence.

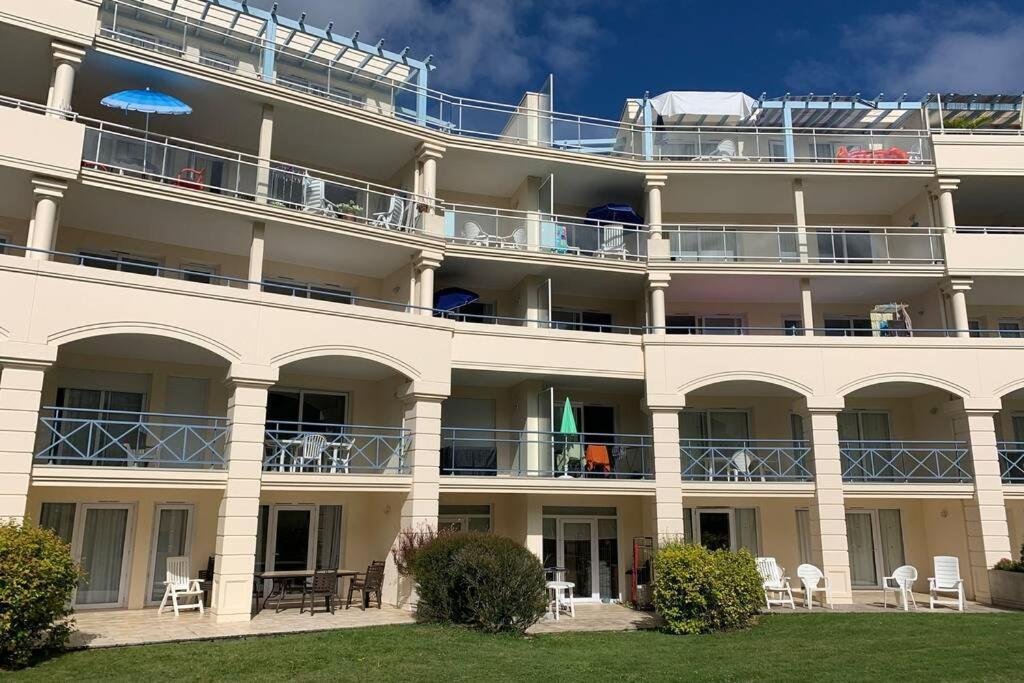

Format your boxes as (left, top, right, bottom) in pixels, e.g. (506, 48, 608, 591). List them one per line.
(845, 513, 878, 586)
(40, 502, 76, 545)
(878, 509, 906, 576)
(149, 508, 190, 601)
(795, 509, 812, 565)
(78, 508, 129, 605)
(316, 505, 343, 570)
(735, 508, 759, 554)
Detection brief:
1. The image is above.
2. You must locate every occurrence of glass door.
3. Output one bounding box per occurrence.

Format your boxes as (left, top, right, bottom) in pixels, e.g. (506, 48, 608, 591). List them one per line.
(147, 505, 192, 603)
(560, 520, 594, 599)
(845, 511, 881, 587)
(73, 504, 134, 608)
(695, 509, 733, 550)
(269, 506, 314, 572)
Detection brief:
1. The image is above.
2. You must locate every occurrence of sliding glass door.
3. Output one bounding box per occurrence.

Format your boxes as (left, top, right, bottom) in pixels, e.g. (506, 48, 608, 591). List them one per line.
(148, 506, 192, 603)
(73, 504, 134, 608)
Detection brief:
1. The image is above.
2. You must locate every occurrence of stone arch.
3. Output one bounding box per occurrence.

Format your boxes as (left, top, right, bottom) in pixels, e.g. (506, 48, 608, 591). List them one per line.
(677, 370, 813, 398)
(270, 344, 421, 381)
(836, 372, 969, 399)
(47, 321, 240, 363)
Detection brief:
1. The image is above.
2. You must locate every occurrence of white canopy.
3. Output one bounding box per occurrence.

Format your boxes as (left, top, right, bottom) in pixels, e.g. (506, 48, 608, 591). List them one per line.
(650, 91, 756, 124)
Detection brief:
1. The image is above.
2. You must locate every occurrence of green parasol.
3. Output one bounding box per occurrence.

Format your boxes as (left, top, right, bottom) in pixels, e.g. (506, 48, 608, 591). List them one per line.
(558, 398, 582, 476)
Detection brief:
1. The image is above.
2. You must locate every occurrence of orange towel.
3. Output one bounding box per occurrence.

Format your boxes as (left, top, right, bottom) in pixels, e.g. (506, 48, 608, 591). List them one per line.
(585, 444, 611, 472)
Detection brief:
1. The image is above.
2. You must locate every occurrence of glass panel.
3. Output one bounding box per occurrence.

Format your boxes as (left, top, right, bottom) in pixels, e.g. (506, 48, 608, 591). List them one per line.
(790, 414, 805, 446)
(266, 391, 301, 431)
(468, 517, 491, 533)
(679, 412, 706, 440)
(300, 392, 346, 428)
(597, 518, 618, 600)
(877, 509, 906, 576)
(39, 502, 76, 545)
(843, 231, 873, 262)
(698, 511, 731, 551)
(708, 412, 749, 441)
(273, 509, 311, 572)
(542, 517, 557, 570)
(837, 412, 861, 441)
(846, 512, 878, 586)
(1012, 415, 1024, 442)
(682, 508, 694, 545)
(150, 508, 189, 601)
(316, 506, 343, 570)
(77, 507, 129, 605)
(438, 517, 463, 533)
(563, 521, 593, 597)
(254, 505, 269, 574)
(795, 509, 811, 565)
(735, 509, 759, 554)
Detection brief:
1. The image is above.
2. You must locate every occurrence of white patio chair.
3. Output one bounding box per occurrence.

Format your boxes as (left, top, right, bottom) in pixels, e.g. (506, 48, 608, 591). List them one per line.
(302, 173, 337, 216)
(292, 433, 327, 473)
(158, 556, 204, 616)
(729, 450, 752, 481)
(796, 564, 833, 610)
(371, 194, 406, 231)
(929, 555, 965, 612)
(883, 564, 919, 611)
(546, 580, 575, 620)
(500, 226, 527, 250)
(756, 556, 795, 610)
(598, 224, 628, 258)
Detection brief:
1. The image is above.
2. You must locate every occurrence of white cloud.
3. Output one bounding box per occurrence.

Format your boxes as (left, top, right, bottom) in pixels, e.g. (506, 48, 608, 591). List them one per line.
(786, 2, 1024, 95)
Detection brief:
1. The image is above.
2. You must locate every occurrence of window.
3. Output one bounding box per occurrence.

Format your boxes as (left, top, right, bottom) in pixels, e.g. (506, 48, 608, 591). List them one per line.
(0, 233, 9, 255)
(823, 317, 872, 337)
(263, 277, 353, 305)
(39, 502, 76, 544)
(79, 251, 160, 276)
(445, 301, 496, 324)
(816, 230, 873, 263)
(116, 27, 182, 56)
(552, 309, 613, 333)
(789, 413, 805, 445)
(768, 140, 787, 162)
(199, 49, 238, 72)
(783, 317, 804, 335)
(813, 142, 838, 161)
(968, 319, 983, 338)
(266, 390, 347, 431)
(439, 505, 491, 532)
(998, 319, 1023, 338)
(666, 315, 744, 335)
(180, 263, 218, 284)
(680, 410, 750, 442)
(50, 388, 147, 463)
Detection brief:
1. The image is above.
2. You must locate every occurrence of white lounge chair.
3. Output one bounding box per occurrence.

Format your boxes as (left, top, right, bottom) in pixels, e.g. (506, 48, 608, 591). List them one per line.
(371, 194, 406, 231)
(929, 555, 965, 612)
(598, 224, 628, 258)
(883, 564, 918, 611)
(158, 556, 204, 616)
(796, 563, 833, 610)
(302, 173, 337, 216)
(756, 556, 795, 610)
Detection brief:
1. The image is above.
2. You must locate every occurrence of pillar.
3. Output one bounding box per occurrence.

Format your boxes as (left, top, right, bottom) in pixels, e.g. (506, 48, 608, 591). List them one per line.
(255, 104, 274, 202)
(26, 177, 67, 261)
(801, 399, 853, 604)
(948, 399, 1013, 604)
(800, 277, 814, 336)
(211, 364, 278, 623)
(649, 405, 685, 542)
(0, 349, 55, 521)
(944, 277, 972, 338)
(416, 142, 445, 205)
(648, 272, 670, 334)
(525, 494, 544, 559)
(414, 252, 441, 315)
(247, 222, 265, 291)
(47, 42, 85, 116)
(936, 178, 960, 231)
(792, 178, 809, 263)
(644, 174, 667, 239)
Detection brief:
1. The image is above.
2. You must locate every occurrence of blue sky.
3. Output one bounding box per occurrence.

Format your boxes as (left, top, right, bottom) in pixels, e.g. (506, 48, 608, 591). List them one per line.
(256, 0, 1024, 120)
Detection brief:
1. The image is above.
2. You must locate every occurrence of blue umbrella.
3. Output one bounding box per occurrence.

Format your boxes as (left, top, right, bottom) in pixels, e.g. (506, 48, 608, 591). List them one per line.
(433, 287, 479, 311)
(586, 203, 644, 225)
(101, 88, 192, 169)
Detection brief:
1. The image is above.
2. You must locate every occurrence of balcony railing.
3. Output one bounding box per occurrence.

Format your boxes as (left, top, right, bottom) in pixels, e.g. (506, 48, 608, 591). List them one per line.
(263, 422, 409, 474)
(34, 408, 227, 469)
(440, 428, 653, 479)
(997, 443, 1024, 483)
(444, 205, 647, 261)
(97, 0, 933, 165)
(679, 439, 813, 482)
(664, 225, 944, 265)
(840, 441, 972, 483)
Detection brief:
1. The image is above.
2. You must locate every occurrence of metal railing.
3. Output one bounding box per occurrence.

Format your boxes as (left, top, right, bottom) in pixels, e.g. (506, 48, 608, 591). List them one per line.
(440, 427, 653, 479)
(997, 443, 1024, 483)
(664, 225, 944, 265)
(34, 408, 227, 469)
(954, 226, 1024, 234)
(679, 439, 813, 482)
(658, 326, 1021, 338)
(840, 441, 972, 483)
(263, 422, 409, 474)
(444, 204, 647, 260)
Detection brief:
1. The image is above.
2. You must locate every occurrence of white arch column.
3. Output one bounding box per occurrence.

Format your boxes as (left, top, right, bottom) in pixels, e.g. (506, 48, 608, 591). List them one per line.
(47, 41, 85, 116)
(26, 177, 67, 261)
(414, 251, 442, 315)
(936, 178, 960, 230)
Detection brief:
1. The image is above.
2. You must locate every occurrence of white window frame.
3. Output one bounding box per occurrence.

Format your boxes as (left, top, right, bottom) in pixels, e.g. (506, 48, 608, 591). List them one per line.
(144, 503, 195, 606)
(267, 387, 351, 426)
(68, 502, 138, 609)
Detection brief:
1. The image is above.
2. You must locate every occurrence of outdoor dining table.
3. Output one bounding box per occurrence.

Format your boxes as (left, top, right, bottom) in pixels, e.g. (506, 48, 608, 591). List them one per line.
(255, 568, 361, 612)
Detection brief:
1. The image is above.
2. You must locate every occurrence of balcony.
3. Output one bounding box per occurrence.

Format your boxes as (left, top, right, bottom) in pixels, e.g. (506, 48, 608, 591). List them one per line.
(840, 441, 972, 483)
(664, 225, 944, 266)
(33, 408, 227, 469)
(679, 439, 813, 482)
(440, 428, 652, 479)
(998, 443, 1024, 484)
(262, 423, 409, 475)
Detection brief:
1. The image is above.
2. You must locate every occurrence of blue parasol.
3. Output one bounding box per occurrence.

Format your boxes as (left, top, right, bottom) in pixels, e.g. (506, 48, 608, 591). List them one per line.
(101, 88, 192, 169)
(433, 287, 480, 311)
(586, 203, 644, 224)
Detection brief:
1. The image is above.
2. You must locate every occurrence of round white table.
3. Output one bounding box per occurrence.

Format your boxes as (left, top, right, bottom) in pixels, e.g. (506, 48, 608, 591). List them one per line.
(546, 580, 575, 620)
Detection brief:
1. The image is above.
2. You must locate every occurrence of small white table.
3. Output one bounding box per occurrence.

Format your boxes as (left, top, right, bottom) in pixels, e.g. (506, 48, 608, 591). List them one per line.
(546, 580, 576, 620)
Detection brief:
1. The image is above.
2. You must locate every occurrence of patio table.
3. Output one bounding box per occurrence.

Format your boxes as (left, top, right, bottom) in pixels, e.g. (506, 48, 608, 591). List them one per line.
(255, 568, 360, 612)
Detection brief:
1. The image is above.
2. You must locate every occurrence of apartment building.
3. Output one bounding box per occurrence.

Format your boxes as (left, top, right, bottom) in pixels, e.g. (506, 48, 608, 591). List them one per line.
(0, 0, 1023, 622)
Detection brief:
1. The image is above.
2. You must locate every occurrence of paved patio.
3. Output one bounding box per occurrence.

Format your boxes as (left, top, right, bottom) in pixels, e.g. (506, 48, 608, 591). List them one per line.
(775, 590, 1013, 614)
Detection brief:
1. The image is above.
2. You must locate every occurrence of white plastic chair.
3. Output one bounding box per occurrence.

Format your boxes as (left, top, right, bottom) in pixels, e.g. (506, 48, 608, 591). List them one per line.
(158, 556, 204, 616)
(461, 220, 492, 246)
(929, 556, 965, 612)
(599, 224, 627, 258)
(501, 226, 527, 249)
(293, 433, 327, 473)
(729, 450, 752, 481)
(372, 195, 406, 230)
(796, 564, 833, 610)
(883, 564, 919, 611)
(756, 557, 795, 610)
(546, 580, 575, 620)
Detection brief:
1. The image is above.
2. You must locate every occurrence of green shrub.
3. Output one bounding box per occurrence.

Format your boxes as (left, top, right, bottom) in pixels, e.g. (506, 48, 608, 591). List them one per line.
(0, 521, 81, 669)
(409, 532, 548, 634)
(993, 544, 1024, 573)
(653, 542, 762, 635)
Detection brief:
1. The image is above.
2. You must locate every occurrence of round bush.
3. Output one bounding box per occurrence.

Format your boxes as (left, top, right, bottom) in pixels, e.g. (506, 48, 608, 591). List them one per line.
(653, 542, 762, 635)
(410, 532, 548, 634)
(0, 521, 81, 669)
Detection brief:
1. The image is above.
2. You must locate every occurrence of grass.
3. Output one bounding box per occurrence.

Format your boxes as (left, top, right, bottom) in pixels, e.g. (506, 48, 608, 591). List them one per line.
(11, 613, 1024, 682)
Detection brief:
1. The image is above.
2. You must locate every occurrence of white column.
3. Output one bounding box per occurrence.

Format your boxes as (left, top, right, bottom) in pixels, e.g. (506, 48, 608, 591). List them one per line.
(47, 42, 85, 116)
(26, 177, 67, 261)
(415, 142, 445, 203)
(525, 495, 544, 559)
(936, 178, 960, 230)
(949, 399, 1013, 603)
(800, 277, 814, 336)
(255, 104, 274, 202)
(247, 222, 265, 291)
(802, 399, 853, 604)
(649, 405, 685, 541)
(644, 174, 667, 239)
(0, 352, 54, 521)
(211, 364, 278, 623)
(945, 277, 972, 338)
(648, 273, 670, 334)
(793, 178, 809, 263)
(414, 252, 441, 315)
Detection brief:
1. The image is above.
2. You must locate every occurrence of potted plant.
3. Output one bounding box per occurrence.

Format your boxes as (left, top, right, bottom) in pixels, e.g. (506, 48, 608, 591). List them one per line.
(335, 200, 365, 218)
(989, 543, 1024, 609)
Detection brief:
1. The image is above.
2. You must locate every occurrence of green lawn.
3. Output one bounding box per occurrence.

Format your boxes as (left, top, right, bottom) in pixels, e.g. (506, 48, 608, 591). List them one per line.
(12, 613, 1024, 682)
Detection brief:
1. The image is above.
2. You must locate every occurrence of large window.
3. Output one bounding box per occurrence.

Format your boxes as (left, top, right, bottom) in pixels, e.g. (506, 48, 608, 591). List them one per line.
(439, 505, 491, 532)
(50, 387, 147, 464)
(263, 277, 353, 305)
(680, 410, 750, 442)
(823, 316, 872, 337)
(552, 309, 613, 333)
(666, 315, 744, 335)
(266, 390, 347, 431)
(79, 251, 160, 276)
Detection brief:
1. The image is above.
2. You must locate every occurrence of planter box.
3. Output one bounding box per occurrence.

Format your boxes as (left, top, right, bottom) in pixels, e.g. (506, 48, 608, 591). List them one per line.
(989, 569, 1024, 610)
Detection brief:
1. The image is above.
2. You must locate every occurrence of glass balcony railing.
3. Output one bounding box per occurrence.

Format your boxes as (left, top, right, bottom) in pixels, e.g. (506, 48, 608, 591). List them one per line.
(263, 422, 409, 474)
(34, 408, 228, 469)
(679, 439, 813, 482)
(840, 441, 971, 483)
(440, 428, 652, 479)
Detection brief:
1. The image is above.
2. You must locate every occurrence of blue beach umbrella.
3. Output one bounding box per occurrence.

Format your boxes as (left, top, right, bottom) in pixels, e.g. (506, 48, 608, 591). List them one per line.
(433, 287, 480, 312)
(585, 203, 644, 225)
(101, 88, 192, 167)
